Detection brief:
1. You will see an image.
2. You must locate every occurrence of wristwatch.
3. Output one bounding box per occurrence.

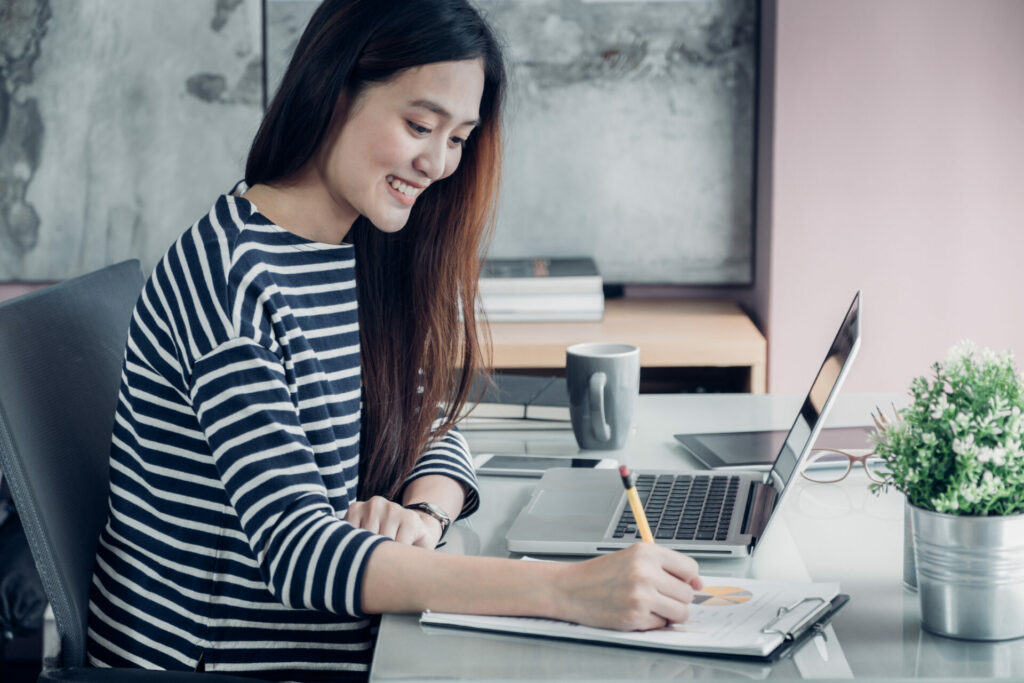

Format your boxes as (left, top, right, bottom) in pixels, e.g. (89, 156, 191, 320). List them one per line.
(404, 501, 451, 542)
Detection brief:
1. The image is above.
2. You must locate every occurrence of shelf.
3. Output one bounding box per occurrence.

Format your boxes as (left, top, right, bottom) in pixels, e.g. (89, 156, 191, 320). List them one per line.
(483, 299, 766, 393)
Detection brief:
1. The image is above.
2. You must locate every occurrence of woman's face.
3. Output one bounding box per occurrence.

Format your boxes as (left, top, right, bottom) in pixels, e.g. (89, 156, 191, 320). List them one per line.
(317, 59, 485, 233)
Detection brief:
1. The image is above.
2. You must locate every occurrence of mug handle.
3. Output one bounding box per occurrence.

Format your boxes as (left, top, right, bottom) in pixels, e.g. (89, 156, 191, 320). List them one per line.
(588, 372, 612, 442)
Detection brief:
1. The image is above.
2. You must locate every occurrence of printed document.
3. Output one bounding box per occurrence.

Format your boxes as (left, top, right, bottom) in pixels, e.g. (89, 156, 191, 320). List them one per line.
(421, 576, 840, 658)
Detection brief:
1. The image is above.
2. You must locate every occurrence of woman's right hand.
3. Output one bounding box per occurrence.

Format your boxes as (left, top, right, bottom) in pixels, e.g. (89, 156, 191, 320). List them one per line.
(552, 543, 703, 631)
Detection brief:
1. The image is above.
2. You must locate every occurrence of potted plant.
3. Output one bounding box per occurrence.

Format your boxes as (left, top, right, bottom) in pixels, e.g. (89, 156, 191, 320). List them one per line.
(871, 340, 1024, 640)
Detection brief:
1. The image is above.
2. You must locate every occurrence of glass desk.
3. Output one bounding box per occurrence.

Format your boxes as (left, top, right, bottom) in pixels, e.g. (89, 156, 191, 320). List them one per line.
(370, 393, 1024, 681)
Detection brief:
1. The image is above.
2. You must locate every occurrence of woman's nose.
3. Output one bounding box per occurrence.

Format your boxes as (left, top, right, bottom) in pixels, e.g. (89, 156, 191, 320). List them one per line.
(413, 140, 448, 181)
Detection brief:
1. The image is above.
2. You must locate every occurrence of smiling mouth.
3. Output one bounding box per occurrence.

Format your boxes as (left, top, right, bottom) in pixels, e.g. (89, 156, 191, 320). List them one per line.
(386, 175, 424, 198)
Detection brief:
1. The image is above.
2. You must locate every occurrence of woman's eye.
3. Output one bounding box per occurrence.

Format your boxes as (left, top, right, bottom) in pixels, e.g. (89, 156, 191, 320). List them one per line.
(407, 121, 431, 135)
(450, 136, 466, 147)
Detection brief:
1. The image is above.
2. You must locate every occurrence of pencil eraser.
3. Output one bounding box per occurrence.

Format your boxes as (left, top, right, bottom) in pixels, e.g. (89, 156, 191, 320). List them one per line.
(619, 465, 630, 477)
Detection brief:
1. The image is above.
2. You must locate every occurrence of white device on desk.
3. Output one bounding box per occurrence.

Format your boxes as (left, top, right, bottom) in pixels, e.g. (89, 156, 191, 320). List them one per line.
(505, 291, 862, 558)
(474, 453, 616, 477)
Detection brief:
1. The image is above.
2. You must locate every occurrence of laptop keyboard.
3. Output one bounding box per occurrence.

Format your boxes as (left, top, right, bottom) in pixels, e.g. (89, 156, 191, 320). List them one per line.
(613, 474, 740, 542)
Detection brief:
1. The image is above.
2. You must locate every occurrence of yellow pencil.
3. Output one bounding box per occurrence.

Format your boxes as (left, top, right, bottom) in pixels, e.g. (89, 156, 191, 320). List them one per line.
(619, 465, 654, 543)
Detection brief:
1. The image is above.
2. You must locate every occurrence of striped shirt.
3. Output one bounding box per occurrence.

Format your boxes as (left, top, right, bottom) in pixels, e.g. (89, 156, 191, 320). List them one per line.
(87, 187, 479, 681)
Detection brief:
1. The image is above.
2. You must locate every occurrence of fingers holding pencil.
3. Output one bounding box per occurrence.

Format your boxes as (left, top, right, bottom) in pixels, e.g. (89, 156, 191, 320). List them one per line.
(617, 465, 703, 587)
(556, 542, 703, 631)
(620, 464, 703, 626)
(547, 465, 703, 631)
(619, 465, 654, 543)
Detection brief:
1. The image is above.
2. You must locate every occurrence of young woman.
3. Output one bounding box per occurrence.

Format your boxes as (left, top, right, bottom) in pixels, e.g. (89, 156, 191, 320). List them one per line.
(87, 1, 702, 680)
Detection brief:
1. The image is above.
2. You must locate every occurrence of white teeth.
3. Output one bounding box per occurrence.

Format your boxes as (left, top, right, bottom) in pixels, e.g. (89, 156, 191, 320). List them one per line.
(387, 175, 420, 197)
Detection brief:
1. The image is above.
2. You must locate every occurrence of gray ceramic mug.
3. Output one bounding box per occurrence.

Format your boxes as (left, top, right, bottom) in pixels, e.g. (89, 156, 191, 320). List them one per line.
(566, 342, 640, 450)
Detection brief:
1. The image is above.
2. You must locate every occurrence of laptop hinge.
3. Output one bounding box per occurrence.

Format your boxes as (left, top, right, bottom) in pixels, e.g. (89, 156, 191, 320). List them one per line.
(740, 481, 777, 542)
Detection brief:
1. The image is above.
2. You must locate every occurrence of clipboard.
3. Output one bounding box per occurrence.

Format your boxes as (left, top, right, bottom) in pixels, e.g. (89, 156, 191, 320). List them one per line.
(420, 591, 850, 662)
(758, 593, 850, 662)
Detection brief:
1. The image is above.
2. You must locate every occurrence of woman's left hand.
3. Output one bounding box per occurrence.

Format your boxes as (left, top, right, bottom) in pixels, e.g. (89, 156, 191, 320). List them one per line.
(344, 496, 442, 548)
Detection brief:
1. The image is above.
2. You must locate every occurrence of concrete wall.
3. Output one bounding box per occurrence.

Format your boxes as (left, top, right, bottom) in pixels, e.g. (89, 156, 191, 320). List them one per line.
(266, 0, 759, 286)
(0, 0, 262, 281)
(2, 0, 757, 285)
(765, 0, 1024, 394)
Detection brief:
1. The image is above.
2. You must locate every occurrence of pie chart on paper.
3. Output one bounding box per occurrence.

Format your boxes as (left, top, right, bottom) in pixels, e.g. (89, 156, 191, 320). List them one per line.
(692, 585, 753, 606)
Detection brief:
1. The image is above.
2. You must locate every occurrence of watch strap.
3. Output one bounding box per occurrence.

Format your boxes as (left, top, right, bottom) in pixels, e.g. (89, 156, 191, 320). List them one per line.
(404, 501, 451, 541)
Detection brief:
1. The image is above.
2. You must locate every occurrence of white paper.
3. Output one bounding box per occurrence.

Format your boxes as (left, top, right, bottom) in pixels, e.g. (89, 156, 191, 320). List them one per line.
(422, 576, 840, 657)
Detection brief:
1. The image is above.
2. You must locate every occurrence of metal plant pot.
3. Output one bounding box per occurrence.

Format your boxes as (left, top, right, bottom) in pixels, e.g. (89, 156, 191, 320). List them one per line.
(903, 501, 918, 591)
(911, 504, 1024, 640)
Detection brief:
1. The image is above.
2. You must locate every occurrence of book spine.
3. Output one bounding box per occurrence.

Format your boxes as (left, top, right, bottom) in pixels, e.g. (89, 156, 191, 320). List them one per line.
(479, 277, 603, 296)
(481, 310, 604, 322)
(477, 294, 605, 314)
(524, 405, 570, 420)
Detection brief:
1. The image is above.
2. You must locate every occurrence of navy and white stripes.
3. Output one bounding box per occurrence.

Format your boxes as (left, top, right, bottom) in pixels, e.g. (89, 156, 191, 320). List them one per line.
(87, 188, 479, 681)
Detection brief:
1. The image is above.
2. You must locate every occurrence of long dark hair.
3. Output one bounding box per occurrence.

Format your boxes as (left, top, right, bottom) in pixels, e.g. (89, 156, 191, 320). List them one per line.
(246, 0, 505, 499)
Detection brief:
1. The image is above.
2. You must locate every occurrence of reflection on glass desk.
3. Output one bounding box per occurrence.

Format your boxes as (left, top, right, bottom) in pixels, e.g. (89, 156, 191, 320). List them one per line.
(370, 394, 1024, 681)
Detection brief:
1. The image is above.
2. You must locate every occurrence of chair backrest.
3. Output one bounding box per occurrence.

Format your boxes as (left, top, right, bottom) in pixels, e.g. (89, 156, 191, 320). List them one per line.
(0, 260, 143, 668)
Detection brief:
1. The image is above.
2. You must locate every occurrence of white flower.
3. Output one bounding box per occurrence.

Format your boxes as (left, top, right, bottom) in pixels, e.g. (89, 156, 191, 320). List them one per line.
(945, 340, 976, 365)
(960, 482, 981, 504)
(953, 434, 976, 457)
(1005, 440, 1024, 466)
(980, 470, 1003, 495)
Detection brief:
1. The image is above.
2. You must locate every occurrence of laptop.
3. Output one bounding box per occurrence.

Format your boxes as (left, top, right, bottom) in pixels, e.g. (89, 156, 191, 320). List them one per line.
(505, 291, 862, 558)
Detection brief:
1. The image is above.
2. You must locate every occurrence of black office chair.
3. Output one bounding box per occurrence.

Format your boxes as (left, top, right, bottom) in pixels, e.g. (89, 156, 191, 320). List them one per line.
(0, 261, 253, 683)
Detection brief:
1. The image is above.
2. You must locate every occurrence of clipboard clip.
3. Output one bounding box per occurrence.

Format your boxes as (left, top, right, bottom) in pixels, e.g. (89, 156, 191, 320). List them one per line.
(760, 596, 827, 641)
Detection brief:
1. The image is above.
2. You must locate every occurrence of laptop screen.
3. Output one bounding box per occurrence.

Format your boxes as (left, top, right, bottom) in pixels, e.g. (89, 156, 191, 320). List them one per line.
(767, 292, 862, 494)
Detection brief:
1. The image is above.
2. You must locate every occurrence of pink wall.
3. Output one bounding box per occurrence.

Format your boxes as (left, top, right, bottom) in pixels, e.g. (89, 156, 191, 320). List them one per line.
(766, 0, 1024, 394)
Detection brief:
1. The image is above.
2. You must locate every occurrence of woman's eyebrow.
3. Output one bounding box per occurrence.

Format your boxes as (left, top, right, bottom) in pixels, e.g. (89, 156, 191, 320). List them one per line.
(408, 98, 479, 127)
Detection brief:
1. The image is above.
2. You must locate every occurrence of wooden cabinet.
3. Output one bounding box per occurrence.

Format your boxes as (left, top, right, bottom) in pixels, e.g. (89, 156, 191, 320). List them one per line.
(483, 299, 766, 393)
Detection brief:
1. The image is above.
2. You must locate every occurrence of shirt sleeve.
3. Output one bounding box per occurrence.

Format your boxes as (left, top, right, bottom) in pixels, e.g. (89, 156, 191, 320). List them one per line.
(400, 422, 480, 519)
(188, 337, 387, 618)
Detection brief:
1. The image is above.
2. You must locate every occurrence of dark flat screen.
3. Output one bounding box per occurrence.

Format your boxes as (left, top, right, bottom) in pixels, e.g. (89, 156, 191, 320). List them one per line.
(675, 426, 873, 470)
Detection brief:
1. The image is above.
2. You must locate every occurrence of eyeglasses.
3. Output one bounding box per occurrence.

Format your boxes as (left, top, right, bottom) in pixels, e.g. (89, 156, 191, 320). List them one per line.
(800, 449, 885, 484)
(792, 477, 900, 522)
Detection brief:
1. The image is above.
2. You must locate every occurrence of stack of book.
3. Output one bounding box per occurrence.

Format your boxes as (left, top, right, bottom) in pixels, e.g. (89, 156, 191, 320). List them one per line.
(455, 373, 571, 431)
(477, 257, 604, 322)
